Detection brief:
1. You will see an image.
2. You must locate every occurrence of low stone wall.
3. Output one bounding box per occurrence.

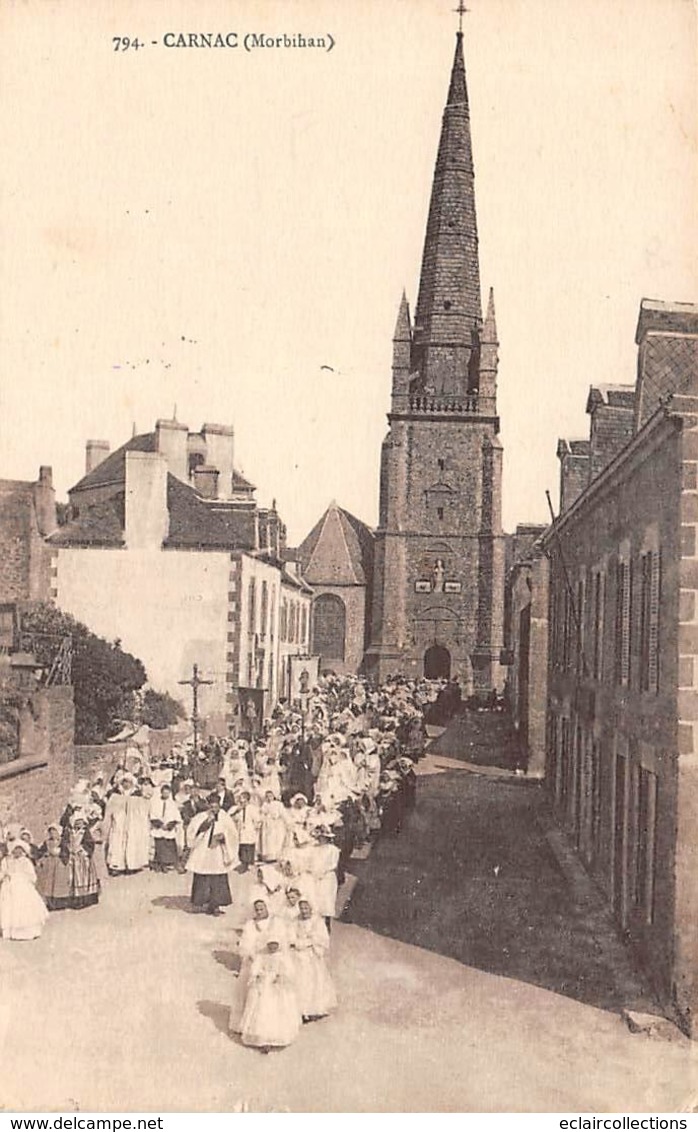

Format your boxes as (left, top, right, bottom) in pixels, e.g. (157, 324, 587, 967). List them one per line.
(0, 685, 75, 837)
(73, 742, 128, 785)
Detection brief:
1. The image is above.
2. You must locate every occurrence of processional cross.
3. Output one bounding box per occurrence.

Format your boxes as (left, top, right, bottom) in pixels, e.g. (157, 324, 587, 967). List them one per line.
(178, 663, 214, 755)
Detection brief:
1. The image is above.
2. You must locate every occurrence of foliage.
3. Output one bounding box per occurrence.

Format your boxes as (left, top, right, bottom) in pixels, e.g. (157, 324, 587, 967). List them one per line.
(0, 669, 24, 764)
(21, 603, 147, 744)
(139, 687, 186, 730)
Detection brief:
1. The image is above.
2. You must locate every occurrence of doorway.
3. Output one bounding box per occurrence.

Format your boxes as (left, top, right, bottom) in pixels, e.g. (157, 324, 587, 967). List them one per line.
(424, 644, 451, 679)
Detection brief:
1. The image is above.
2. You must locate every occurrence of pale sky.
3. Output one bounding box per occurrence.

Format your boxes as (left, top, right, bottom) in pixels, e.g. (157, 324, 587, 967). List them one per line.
(1, 0, 696, 544)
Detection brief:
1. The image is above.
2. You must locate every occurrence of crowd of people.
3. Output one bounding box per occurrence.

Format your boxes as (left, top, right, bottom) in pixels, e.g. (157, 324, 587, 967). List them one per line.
(0, 673, 446, 1052)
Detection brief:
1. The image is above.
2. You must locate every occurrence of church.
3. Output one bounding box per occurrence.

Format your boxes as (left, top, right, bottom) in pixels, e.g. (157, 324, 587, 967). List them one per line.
(363, 31, 506, 692)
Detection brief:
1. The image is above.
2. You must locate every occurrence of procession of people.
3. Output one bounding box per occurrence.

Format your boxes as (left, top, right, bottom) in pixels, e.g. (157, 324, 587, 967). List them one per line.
(0, 672, 445, 1053)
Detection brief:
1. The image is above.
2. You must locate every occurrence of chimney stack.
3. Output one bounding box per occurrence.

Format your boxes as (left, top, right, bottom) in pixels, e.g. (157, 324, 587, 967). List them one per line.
(193, 465, 219, 500)
(86, 440, 110, 475)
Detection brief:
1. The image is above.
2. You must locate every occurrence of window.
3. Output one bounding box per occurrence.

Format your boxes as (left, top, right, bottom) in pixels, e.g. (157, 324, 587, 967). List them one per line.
(634, 766, 657, 922)
(562, 587, 573, 671)
(438, 458, 445, 471)
(260, 581, 268, 637)
(614, 559, 632, 686)
(437, 507, 444, 520)
(248, 577, 256, 635)
(311, 594, 346, 662)
(280, 600, 288, 642)
(592, 571, 606, 681)
(301, 605, 308, 645)
(639, 550, 661, 693)
(575, 578, 586, 675)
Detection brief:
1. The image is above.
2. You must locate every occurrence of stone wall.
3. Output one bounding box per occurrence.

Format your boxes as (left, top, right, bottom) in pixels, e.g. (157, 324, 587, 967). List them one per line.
(0, 685, 75, 838)
(545, 399, 698, 1035)
(310, 585, 366, 676)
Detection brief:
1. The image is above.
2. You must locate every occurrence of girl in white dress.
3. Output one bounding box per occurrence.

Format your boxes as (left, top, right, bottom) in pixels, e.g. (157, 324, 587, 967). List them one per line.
(229, 896, 282, 1035)
(240, 929, 301, 1051)
(0, 841, 49, 940)
(291, 897, 337, 1022)
(309, 826, 340, 929)
(257, 790, 288, 862)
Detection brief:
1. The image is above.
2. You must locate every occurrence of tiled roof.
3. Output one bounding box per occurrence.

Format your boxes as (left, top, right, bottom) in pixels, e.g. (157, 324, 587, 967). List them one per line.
(165, 476, 256, 550)
(70, 434, 155, 493)
(297, 503, 374, 586)
(50, 495, 125, 547)
(53, 475, 257, 551)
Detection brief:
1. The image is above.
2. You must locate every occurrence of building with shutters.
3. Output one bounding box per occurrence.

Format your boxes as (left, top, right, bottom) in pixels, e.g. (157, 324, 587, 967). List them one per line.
(365, 31, 505, 691)
(48, 417, 311, 733)
(538, 298, 698, 1036)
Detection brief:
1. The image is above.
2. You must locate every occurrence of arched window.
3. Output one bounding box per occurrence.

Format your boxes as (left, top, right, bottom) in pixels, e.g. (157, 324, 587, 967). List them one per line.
(311, 594, 346, 662)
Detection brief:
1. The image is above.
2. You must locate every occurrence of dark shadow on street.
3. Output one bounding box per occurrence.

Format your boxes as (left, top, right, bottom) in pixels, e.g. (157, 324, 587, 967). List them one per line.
(151, 894, 200, 914)
(197, 999, 232, 1038)
(429, 706, 524, 770)
(213, 948, 241, 973)
(342, 739, 650, 1015)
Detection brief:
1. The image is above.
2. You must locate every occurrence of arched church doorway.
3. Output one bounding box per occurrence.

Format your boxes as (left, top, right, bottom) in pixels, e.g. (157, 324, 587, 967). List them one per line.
(424, 644, 451, 679)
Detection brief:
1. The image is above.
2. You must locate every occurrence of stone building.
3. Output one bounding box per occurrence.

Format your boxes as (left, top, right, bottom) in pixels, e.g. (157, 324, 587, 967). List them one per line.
(366, 32, 505, 691)
(296, 502, 374, 676)
(0, 466, 57, 606)
(540, 298, 698, 1035)
(49, 418, 311, 733)
(505, 525, 548, 777)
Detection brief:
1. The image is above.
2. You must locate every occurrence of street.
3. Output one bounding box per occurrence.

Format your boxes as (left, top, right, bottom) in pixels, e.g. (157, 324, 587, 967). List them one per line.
(1, 716, 696, 1112)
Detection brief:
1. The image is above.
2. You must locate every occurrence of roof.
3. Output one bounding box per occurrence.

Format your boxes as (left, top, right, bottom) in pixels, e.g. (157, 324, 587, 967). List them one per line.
(557, 438, 590, 458)
(297, 503, 374, 587)
(165, 476, 256, 550)
(50, 495, 125, 547)
(53, 475, 257, 552)
(586, 384, 636, 413)
(70, 431, 255, 496)
(232, 468, 256, 493)
(636, 299, 698, 343)
(70, 433, 155, 494)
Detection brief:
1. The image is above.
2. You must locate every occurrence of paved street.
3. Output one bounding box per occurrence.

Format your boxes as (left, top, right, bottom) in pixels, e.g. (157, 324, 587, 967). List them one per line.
(2, 715, 697, 1112)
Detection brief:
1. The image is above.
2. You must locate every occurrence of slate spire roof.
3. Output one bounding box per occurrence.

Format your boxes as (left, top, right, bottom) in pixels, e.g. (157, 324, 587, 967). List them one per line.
(412, 32, 482, 394)
(297, 503, 374, 587)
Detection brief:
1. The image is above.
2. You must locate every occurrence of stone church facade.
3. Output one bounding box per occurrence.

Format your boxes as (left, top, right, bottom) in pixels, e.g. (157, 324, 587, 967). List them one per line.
(366, 33, 505, 691)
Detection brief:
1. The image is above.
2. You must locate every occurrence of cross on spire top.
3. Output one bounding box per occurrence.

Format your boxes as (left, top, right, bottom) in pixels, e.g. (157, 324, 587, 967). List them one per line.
(453, 0, 469, 34)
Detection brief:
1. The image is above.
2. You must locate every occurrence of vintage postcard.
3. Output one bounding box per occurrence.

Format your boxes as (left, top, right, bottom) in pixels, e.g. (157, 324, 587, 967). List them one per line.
(0, 0, 696, 1115)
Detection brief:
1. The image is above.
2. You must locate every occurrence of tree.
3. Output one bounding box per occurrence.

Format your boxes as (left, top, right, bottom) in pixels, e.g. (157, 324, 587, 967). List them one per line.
(0, 670, 24, 764)
(21, 603, 147, 744)
(140, 688, 185, 730)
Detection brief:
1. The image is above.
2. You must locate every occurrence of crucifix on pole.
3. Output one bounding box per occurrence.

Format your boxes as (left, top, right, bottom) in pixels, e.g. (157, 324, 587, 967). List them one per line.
(178, 663, 214, 756)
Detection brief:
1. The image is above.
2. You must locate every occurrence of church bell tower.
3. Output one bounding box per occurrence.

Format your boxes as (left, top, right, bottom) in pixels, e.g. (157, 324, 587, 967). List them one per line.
(366, 30, 505, 692)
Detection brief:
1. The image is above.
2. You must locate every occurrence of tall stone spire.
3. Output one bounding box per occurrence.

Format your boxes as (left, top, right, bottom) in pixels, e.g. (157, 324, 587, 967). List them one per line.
(412, 32, 482, 399)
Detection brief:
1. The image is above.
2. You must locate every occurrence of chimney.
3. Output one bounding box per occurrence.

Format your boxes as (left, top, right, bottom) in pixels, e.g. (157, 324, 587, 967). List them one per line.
(86, 440, 110, 475)
(201, 423, 235, 499)
(193, 465, 219, 500)
(586, 385, 635, 486)
(34, 465, 57, 537)
(155, 418, 189, 483)
(124, 451, 169, 549)
(557, 439, 590, 513)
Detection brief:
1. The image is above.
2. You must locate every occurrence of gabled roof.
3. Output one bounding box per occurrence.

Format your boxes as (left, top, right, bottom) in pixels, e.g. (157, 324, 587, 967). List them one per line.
(70, 431, 255, 497)
(297, 503, 374, 586)
(70, 433, 155, 493)
(53, 475, 257, 552)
